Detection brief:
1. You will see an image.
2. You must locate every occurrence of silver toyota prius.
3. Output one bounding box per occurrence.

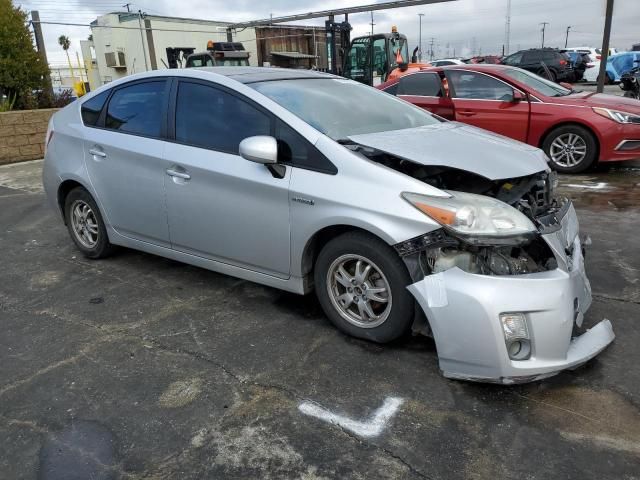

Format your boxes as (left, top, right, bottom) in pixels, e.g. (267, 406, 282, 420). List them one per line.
(43, 67, 614, 384)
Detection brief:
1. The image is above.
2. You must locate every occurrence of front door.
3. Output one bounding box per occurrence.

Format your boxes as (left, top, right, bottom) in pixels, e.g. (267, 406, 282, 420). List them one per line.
(83, 79, 171, 246)
(445, 69, 530, 142)
(163, 79, 291, 278)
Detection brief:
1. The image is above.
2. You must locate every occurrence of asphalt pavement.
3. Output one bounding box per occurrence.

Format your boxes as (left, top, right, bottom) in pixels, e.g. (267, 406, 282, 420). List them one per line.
(1, 159, 639, 479)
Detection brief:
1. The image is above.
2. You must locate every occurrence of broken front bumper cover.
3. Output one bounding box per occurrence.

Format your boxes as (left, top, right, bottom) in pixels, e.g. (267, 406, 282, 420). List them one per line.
(406, 201, 615, 384)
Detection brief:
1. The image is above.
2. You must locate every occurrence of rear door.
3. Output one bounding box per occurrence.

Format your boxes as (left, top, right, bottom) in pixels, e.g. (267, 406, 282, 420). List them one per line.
(445, 69, 530, 142)
(163, 79, 291, 278)
(82, 79, 171, 246)
(396, 72, 454, 119)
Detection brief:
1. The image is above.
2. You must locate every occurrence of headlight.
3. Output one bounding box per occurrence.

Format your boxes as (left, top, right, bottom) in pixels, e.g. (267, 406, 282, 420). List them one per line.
(401, 191, 536, 240)
(593, 107, 640, 124)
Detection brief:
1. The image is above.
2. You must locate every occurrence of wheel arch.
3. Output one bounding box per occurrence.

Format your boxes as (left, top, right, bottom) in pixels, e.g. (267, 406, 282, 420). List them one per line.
(300, 224, 394, 282)
(57, 179, 90, 224)
(538, 121, 601, 161)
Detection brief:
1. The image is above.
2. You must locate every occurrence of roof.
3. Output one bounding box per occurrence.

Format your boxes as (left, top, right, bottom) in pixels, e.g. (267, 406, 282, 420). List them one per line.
(91, 12, 232, 27)
(270, 51, 317, 59)
(194, 66, 337, 83)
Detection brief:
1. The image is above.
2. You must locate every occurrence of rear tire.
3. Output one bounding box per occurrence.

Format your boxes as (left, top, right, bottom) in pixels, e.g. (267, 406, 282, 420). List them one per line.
(314, 231, 414, 343)
(64, 187, 116, 259)
(542, 125, 598, 173)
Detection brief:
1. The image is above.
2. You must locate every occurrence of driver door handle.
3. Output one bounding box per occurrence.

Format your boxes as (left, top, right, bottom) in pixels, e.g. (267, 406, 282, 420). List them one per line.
(166, 168, 191, 180)
(88, 148, 107, 158)
(458, 110, 477, 117)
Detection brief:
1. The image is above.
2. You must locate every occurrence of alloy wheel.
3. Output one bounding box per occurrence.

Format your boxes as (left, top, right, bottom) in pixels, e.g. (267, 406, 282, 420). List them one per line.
(326, 254, 392, 328)
(549, 133, 588, 168)
(70, 199, 99, 249)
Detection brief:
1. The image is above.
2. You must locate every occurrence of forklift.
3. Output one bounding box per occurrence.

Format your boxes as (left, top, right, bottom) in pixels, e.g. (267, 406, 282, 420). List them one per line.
(326, 19, 412, 86)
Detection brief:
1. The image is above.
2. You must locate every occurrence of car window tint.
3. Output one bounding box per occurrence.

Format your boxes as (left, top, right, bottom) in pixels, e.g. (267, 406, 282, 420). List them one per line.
(188, 56, 203, 67)
(105, 81, 165, 137)
(541, 51, 557, 61)
(397, 73, 442, 96)
(205, 56, 214, 66)
(446, 70, 513, 101)
(504, 52, 523, 65)
(81, 90, 110, 126)
(276, 120, 336, 174)
(383, 83, 398, 95)
(523, 51, 541, 62)
(175, 81, 271, 154)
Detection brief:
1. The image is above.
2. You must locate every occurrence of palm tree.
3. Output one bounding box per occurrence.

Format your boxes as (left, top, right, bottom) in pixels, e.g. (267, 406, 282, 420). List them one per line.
(58, 35, 75, 81)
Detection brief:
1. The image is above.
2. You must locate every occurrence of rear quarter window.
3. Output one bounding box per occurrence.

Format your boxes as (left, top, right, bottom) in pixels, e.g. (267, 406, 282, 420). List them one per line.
(81, 90, 110, 126)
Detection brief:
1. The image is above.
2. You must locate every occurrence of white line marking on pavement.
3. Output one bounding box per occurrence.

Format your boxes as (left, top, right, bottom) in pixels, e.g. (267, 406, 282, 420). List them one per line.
(298, 397, 404, 438)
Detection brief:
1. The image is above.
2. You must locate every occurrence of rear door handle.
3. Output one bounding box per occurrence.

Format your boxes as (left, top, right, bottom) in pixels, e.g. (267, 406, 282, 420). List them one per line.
(88, 148, 107, 158)
(166, 168, 191, 180)
(458, 110, 477, 117)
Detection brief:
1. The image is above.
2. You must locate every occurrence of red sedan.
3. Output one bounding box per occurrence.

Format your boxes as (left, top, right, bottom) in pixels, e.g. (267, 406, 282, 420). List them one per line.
(377, 64, 640, 172)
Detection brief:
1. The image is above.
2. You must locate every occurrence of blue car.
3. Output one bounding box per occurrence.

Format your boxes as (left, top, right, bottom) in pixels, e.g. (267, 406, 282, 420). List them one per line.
(607, 52, 640, 83)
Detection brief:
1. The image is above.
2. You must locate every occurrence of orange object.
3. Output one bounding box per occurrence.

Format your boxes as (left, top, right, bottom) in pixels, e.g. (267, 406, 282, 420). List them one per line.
(386, 62, 432, 82)
(413, 202, 456, 225)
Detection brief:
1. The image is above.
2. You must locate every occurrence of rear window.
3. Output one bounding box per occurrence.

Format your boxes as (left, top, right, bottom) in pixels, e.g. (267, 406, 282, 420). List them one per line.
(81, 90, 109, 126)
(105, 81, 166, 137)
(397, 73, 442, 96)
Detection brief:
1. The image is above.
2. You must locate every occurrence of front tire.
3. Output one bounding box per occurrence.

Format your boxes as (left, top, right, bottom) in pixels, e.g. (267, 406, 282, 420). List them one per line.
(64, 187, 116, 259)
(542, 125, 598, 173)
(314, 231, 414, 343)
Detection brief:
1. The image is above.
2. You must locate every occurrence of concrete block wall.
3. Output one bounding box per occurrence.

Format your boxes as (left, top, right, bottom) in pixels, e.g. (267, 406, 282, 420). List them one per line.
(0, 109, 59, 165)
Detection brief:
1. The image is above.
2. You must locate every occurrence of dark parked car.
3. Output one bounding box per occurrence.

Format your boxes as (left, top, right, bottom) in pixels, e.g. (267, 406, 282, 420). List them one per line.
(502, 48, 573, 82)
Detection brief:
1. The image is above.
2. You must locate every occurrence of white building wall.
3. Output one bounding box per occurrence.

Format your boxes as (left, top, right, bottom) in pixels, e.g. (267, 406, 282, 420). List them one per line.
(90, 13, 258, 86)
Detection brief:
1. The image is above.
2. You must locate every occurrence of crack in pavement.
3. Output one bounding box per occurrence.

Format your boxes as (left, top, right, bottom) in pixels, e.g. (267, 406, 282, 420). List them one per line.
(1, 302, 432, 478)
(592, 293, 640, 306)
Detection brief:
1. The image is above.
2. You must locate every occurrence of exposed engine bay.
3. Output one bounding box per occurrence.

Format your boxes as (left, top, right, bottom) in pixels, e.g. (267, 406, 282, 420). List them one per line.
(345, 143, 563, 278)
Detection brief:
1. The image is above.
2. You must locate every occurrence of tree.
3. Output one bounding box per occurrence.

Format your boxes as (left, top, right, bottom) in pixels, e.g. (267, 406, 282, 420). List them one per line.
(0, 0, 49, 109)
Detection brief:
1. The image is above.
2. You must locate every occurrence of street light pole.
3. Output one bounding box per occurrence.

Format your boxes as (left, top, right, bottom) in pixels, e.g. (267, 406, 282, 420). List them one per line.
(564, 25, 572, 48)
(540, 22, 549, 48)
(418, 13, 424, 61)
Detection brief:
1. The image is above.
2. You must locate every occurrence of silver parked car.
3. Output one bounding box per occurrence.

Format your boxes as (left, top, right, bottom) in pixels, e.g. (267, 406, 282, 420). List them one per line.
(43, 67, 614, 384)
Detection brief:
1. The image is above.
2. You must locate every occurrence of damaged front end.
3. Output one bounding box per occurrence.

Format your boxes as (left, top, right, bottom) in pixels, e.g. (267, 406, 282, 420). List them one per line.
(349, 141, 614, 384)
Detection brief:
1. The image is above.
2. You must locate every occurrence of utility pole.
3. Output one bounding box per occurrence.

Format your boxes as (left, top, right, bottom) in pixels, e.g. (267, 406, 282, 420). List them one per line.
(30, 11, 53, 97)
(428, 37, 435, 61)
(504, 0, 511, 56)
(564, 26, 572, 48)
(123, 3, 131, 12)
(597, 0, 614, 93)
(370, 11, 375, 35)
(137, 10, 149, 71)
(418, 13, 424, 62)
(540, 22, 549, 48)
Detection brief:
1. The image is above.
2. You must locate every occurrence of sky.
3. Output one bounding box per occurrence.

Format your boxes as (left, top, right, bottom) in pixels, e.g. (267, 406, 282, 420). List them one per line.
(12, 0, 640, 67)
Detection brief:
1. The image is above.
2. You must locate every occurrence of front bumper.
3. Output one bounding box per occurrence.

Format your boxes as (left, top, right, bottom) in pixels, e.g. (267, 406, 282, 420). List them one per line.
(407, 202, 615, 384)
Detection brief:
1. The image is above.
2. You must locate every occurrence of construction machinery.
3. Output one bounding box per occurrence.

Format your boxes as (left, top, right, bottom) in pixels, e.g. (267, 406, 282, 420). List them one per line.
(341, 26, 428, 86)
(166, 41, 250, 69)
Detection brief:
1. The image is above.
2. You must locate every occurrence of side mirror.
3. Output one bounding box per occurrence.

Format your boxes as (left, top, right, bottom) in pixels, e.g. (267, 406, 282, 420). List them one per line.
(239, 136, 286, 179)
(239, 136, 278, 164)
(512, 90, 526, 102)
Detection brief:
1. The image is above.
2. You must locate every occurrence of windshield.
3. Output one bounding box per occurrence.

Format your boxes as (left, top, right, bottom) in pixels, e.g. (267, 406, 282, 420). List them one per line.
(502, 67, 572, 97)
(216, 58, 250, 66)
(250, 78, 442, 140)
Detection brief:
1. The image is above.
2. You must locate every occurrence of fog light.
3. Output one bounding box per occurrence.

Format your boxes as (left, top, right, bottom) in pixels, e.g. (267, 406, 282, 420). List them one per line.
(500, 313, 531, 360)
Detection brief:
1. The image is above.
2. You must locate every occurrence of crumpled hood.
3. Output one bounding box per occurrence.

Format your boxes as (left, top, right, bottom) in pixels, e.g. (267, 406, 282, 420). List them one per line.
(348, 122, 549, 180)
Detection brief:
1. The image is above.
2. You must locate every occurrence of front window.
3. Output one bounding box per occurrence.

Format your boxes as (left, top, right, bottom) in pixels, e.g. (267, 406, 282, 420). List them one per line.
(502, 67, 572, 97)
(446, 70, 514, 101)
(250, 78, 441, 140)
